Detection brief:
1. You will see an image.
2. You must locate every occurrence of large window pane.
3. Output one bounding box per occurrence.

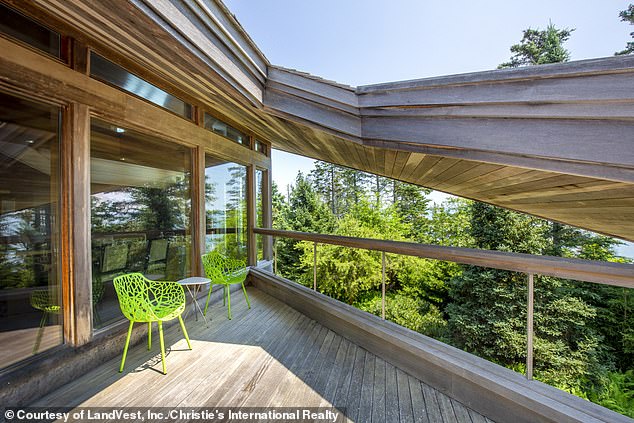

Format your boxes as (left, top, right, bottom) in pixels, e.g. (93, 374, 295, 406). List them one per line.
(91, 119, 192, 329)
(205, 156, 246, 261)
(0, 91, 62, 368)
(256, 169, 263, 261)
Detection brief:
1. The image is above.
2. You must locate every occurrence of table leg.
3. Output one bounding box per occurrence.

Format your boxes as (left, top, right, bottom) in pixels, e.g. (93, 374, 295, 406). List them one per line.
(192, 285, 209, 325)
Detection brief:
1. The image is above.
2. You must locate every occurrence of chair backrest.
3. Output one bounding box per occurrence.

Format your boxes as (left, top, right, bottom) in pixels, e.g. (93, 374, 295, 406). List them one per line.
(201, 250, 226, 284)
(113, 273, 154, 321)
(102, 243, 129, 273)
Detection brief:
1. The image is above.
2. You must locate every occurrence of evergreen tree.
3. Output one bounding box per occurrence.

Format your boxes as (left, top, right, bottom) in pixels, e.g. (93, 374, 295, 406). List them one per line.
(275, 173, 335, 281)
(616, 4, 634, 55)
(446, 203, 605, 392)
(498, 23, 574, 69)
(310, 161, 343, 217)
(392, 181, 432, 242)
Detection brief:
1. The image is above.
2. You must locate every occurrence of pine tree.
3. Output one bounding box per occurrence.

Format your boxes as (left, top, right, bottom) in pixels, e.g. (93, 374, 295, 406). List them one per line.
(275, 173, 335, 281)
(616, 4, 634, 55)
(498, 23, 574, 69)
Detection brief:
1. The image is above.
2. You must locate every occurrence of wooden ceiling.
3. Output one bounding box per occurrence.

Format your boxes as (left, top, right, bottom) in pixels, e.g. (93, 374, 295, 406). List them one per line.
(9, 0, 634, 241)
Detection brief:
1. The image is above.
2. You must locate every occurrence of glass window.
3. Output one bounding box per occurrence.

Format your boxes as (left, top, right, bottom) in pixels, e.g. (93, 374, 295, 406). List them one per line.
(204, 155, 247, 261)
(0, 91, 62, 368)
(90, 119, 192, 329)
(90, 53, 193, 120)
(256, 170, 264, 261)
(0, 3, 60, 58)
(255, 139, 267, 155)
(203, 114, 249, 146)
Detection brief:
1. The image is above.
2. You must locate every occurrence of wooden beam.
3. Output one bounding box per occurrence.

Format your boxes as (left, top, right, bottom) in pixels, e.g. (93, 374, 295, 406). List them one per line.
(262, 168, 273, 260)
(361, 117, 634, 170)
(253, 228, 634, 288)
(246, 164, 257, 266)
(0, 37, 269, 169)
(62, 103, 92, 346)
(191, 146, 206, 275)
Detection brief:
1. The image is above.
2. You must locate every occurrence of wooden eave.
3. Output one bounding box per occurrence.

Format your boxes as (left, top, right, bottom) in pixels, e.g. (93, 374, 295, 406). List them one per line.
(8, 0, 634, 241)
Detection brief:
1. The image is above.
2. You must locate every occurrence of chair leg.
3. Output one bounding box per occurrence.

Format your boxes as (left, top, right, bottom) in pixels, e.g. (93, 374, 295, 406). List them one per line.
(148, 322, 152, 351)
(227, 285, 231, 320)
(119, 321, 134, 373)
(178, 315, 192, 350)
(223, 285, 226, 306)
(203, 285, 213, 316)
(242, 282, 251, 309)
(158, 321, 166, 375)
(33, 311, 48, 354)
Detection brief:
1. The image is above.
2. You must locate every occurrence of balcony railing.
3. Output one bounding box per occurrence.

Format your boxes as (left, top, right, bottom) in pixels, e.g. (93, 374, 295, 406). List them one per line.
(253, 227, 634, 380)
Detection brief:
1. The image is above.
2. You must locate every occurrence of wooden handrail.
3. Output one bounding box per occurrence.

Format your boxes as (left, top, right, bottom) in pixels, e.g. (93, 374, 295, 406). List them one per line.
(254, 228, 634, 288)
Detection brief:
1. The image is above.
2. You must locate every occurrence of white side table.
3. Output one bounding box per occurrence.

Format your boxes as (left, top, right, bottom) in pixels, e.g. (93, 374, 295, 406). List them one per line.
(177, 276, 211, 325)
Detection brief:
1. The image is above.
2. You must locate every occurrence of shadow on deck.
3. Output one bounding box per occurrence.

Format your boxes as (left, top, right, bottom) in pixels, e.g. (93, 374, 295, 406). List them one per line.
(32, 287, 491, 423)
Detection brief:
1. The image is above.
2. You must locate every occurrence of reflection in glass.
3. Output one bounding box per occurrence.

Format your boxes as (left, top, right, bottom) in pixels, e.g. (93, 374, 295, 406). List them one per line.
(90, 119, 192, 329)
(256, 169, 263, 261)
(0, 3, 60, 57)
(205, 155, 246, 261)
(90, 53, 193, 120)
(0, 91, 62, 368)
(204, 114, 248, 146)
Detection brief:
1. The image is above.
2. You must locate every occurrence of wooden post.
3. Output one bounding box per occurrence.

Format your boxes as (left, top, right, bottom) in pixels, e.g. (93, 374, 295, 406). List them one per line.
(382, 252, 386, 320)
(246, 164, 257, 267)
(527, 273, 534, 380)
(191, 147, 205, 276)
(262, 169, 273, 261)
(61, 103, 92, 346)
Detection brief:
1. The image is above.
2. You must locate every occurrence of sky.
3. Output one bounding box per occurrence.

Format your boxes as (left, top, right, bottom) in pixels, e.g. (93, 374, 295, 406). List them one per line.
(223, 0, 634, 256)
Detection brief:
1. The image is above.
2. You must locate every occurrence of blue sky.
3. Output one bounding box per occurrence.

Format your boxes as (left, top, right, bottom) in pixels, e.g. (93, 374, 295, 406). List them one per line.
(223, 0, 634, 256)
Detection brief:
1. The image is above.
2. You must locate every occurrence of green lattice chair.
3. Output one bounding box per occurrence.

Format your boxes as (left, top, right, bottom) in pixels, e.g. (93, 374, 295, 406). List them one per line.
(31, 279, 106, 353)
(202, 251, 250, 320)
(30, 290, 61, 354)
(113, 273, 191, 375)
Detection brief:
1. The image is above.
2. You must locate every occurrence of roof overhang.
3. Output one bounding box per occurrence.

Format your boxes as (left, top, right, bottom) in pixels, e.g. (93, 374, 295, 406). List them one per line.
(18, 0, 634, 241)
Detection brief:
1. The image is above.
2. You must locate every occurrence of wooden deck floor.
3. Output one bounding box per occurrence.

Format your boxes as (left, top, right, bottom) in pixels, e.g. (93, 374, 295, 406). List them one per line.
(33, 287, 494, 423)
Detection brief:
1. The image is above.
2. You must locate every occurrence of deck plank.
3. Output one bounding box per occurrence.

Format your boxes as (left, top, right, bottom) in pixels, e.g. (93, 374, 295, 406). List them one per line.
(409, 374, 430, 423)
(436, 390, 459, 423)
(345, 347, 367, 422)
(358, 353, 376, 423)
(385, 362, 400, 423)
(30, 287, 492, 423)
(451, 398, 474, 423)
(422, 382, 444, 423)
(397, 367, 415, 423)
(372, 357, 386, 423)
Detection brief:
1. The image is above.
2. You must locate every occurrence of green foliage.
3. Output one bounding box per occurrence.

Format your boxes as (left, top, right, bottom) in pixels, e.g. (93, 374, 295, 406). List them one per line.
(356, 292, 447, 338)
(498, 23, 574, 68)
(616, 4, 634, 55)
(587, 371, 634, 418)
(275, 173, 335, 281)
(447, 202, 607, 393)
(272, 157, 632, 417)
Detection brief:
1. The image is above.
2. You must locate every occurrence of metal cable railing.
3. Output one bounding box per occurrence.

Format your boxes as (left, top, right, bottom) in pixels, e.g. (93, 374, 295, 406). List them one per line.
(254, 227, 634, 380)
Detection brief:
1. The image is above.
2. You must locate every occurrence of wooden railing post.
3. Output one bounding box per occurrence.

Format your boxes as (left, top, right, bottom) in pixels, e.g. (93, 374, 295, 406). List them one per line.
(527, 273, 534, 380)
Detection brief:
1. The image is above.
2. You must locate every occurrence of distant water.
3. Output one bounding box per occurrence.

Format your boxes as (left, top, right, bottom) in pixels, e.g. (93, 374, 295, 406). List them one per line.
(616, 241, 634, 261)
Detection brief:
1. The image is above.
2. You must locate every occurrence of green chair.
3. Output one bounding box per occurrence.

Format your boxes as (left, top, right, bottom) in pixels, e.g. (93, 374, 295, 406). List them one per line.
(202, 251, 250, 320)
(30, 290, 61, 354)
(31, 278, 106, 353)
(113, 273, 191, 375)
